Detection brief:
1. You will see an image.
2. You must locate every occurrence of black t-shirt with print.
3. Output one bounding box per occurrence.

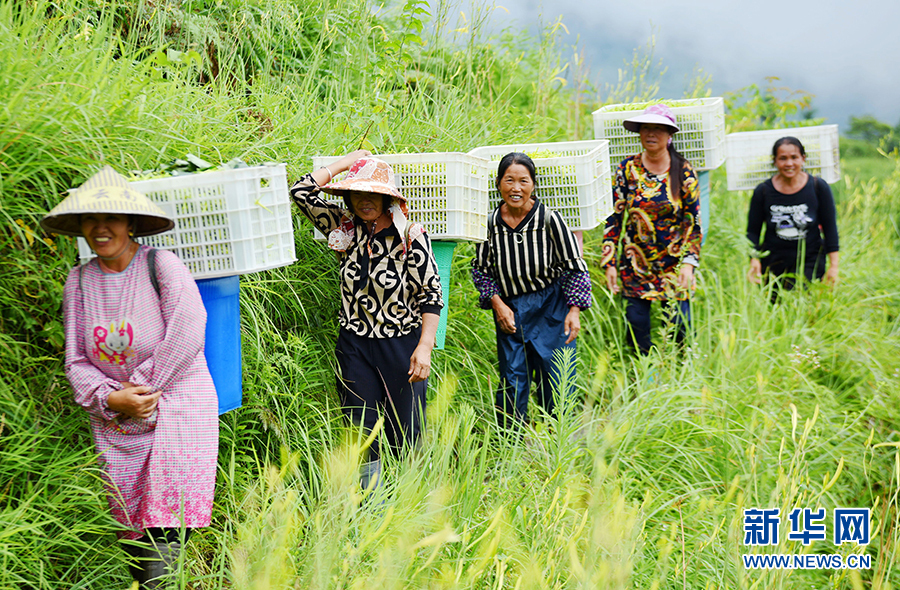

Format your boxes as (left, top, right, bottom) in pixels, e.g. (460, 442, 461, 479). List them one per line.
(746, 175, 839, 278)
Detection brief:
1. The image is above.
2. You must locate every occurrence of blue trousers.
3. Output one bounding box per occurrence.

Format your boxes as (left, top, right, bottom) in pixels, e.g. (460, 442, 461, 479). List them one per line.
(496, 281, 575, 427)
(624, 297, 691, 355)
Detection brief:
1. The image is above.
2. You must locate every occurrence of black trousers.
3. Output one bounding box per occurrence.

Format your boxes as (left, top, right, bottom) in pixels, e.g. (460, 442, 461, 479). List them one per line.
(141, 528, 191, 543)
(763, 252, 826, 294)
(335, 327, 426, 459)
(624, 297, 691, 355)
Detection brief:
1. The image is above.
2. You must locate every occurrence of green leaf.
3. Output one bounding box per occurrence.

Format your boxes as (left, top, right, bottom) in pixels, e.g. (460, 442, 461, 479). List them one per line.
(186, 154, 214, 170)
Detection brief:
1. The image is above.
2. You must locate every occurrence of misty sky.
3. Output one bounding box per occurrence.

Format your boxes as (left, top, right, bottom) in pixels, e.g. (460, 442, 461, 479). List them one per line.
(483, 0, 899, 129)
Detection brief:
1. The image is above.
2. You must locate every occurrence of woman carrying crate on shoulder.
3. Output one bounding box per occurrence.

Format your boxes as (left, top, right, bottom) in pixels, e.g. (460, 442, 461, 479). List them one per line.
(746, 136, 839, 290)
(601, 104, 702, 355)
(290, 150, 443, 491)
(471, 152, 591, 428)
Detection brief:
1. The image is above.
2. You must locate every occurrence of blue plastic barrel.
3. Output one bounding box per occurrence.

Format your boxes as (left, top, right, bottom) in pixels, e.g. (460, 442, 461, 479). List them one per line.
(431, 241, 457, 350)
(698, 170, 710, 245)
(196, 275, 242, 414)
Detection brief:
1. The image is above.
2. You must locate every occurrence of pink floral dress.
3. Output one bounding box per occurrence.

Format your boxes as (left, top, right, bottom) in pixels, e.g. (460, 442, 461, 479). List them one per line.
(63, 246, 218, 540)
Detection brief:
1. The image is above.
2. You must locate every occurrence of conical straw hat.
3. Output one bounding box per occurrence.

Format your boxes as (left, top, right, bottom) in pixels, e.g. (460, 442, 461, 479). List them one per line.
(321, 157, 404, 200)
(40, 166, 174, 237)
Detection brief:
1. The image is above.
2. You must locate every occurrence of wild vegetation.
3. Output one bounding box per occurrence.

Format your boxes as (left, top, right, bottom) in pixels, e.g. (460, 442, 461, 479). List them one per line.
(1, 0, 898, 588)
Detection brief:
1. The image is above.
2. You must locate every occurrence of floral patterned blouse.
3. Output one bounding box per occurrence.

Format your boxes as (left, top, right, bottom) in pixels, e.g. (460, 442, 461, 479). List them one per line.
(600, 154, 702, 301)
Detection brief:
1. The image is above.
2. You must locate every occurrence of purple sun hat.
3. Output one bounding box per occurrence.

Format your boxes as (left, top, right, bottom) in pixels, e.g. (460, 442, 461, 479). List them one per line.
(623, 104, 680, 134)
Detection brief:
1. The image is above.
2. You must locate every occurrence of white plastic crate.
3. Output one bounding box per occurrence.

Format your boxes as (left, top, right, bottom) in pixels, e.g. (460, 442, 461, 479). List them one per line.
(592, 97, 726, 174)
(467, 140, 613, 231)
(310, 152, 491, 242)
(725, 125, 841, 191)
(77, 164, 296, 279)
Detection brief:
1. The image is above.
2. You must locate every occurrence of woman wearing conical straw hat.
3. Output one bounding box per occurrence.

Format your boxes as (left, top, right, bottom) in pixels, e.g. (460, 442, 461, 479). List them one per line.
(42, 167, 218, 588)
(290, 150, 443, 493)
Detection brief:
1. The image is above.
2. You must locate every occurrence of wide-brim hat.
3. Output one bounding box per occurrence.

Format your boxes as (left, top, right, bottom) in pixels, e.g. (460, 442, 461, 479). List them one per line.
(321, 156, 404, 201)
(623, 103, 680, 134)
(40, 166, 174, 237)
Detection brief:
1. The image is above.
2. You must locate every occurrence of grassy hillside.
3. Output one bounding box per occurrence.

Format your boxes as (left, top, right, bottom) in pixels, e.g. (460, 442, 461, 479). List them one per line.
(1, 1, 898, 588)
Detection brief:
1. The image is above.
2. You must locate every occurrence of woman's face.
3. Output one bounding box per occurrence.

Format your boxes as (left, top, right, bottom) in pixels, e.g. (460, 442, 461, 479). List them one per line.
(80, 213, 132, 257)
(774, 143, 805, 180)
(498, 163, 535, 213)
(348, 191, 384, 223)
(639, 123, 672, 153)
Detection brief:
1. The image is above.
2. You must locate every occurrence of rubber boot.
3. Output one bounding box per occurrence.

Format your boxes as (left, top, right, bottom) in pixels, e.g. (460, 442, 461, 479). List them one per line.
(122, 543, 147, 586)
(142, 541, 181, 589)
(359, 459, 382, 492)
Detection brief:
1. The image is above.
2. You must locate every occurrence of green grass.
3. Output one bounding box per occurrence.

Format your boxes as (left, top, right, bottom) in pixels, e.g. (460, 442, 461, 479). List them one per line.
(841, 155, 898, 183)
(1, 0, 899, 588)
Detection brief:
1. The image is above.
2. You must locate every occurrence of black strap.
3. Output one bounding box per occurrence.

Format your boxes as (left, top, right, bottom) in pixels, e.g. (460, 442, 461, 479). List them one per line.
(812, 175, 823, 204)
(147, 248, 160, 298)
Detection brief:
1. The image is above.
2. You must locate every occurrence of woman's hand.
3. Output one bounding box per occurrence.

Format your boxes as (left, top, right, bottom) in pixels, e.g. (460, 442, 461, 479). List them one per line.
(409, 312, 439, 383)
(677, 264, 696, 291)
(605, 266, 620, 294)
(823, 252, 840, 286)
(107, 385, 160, 420)
(336, 149, 372, 170)
(747, 258, 762, 284)
(564, 306, 581, 344)
(491, 295, 516, 334)
(312, 149, 372, 186)
(408, 344, 433, 383)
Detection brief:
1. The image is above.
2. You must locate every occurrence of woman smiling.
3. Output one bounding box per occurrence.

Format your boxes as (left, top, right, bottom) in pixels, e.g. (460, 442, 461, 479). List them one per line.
(41, 166, 218, 587)
(746, 136, 839, 290)
(290, 151, 443, 491)
(471, 152, 591, 428)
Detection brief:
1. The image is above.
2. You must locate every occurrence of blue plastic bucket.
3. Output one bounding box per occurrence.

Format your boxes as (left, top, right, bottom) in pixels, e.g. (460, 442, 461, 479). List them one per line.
(431, 241, 456, 350)
(698, 170, 710, 245)
(196, 275, 242, 414)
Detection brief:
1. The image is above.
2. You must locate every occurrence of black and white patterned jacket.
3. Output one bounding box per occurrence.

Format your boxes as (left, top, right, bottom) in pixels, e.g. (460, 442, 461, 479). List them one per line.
(291, 174, 443, 338)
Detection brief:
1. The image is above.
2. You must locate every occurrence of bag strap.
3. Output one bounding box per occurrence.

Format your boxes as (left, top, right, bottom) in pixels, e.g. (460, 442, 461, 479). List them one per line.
(146, 247, 161, 298)
(402, 221, 413, 278)
(811, 174, 822, 203)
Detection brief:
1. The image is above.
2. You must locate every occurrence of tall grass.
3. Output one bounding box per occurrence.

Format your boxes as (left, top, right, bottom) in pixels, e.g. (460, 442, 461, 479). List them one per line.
(1, 0, 899, 588)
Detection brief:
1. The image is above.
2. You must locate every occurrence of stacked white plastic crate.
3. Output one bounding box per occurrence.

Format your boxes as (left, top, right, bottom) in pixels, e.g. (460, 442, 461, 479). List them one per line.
(77, 164, 296, 277)
(467, 140, 613, 231)
(310, 153, 492, 242)
(592, 97, 727, 175)
(725, 125, 840, 191)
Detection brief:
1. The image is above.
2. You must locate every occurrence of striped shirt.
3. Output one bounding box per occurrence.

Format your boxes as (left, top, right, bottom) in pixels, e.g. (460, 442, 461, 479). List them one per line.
(471, 199, 591, 308)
